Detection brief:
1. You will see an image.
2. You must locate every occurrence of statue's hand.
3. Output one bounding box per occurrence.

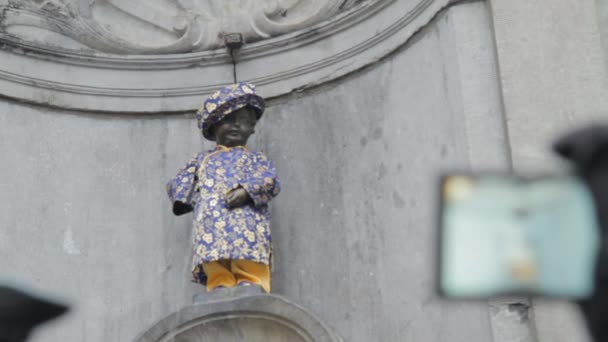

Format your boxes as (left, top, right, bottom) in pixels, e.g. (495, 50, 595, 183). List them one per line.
(225, 187, 251, 208)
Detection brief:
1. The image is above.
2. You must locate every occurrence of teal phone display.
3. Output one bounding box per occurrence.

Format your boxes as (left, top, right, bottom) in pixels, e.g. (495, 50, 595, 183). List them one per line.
(439, 175, 600, 299)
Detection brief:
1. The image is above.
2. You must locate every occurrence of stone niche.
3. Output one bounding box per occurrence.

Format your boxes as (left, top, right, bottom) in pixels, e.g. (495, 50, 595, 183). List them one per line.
(0, 0, 456, 112)
(136, 291, 342, 342)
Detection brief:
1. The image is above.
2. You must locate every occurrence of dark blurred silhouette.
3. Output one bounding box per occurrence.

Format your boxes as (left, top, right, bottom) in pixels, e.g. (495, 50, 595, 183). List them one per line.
(0, 286, 67, 342)
(555, 125, 608, 342)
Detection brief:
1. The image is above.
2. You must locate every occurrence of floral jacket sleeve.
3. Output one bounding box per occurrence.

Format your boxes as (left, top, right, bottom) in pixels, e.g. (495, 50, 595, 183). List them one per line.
(239, 152, 281, 207)
(166, 154, 201, 215)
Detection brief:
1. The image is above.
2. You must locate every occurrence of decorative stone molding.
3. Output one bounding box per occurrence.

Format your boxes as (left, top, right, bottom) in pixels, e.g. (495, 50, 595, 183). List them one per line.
(0, 0, 458, 112)
(135, 292, 341, 342)
(0, 0, 361, 53)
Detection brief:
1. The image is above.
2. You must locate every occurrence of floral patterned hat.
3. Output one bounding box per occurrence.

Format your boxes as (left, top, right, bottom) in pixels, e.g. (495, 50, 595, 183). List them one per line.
(196, 82, 265, 141)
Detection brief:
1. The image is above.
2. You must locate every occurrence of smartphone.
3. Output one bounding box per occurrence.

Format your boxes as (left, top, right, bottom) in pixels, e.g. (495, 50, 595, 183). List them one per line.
(437, 174, 600, 299)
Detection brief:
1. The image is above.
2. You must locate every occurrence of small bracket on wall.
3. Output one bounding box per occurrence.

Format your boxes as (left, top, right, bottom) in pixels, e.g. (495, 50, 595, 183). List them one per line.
(224, 33, 244, 83)
(224, 33, 244, 50)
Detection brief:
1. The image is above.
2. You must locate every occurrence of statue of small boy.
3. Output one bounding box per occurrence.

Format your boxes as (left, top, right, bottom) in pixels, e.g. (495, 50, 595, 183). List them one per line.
(166, 82, 280, 293)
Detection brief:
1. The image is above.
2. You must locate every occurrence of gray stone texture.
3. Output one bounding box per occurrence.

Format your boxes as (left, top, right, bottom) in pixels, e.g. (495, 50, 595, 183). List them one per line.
(489, 0, 608, 173)
(489, 0, 608, 341)
(0, 0, 604, 341)
(0, 0, 455, 112)
(0, 2, 505, 341)
(0, 0, 361, 53)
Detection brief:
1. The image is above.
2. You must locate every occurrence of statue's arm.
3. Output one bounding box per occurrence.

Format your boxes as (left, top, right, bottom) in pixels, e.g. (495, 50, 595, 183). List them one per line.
(166, 154, 201, 216)
(238, 152, 281, 207)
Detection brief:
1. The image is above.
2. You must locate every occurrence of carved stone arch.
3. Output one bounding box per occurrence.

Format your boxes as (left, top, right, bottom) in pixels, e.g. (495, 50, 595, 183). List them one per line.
(136, 294, 342, 342)
(0, 0, 457, 113)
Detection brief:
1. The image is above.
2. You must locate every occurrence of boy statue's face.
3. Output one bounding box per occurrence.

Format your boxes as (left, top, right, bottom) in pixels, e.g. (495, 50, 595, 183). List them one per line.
(213, 106, 257, 147)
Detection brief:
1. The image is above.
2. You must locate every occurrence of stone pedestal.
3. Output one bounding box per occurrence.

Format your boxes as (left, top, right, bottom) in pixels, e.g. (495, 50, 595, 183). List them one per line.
(136, 289, 341, 342)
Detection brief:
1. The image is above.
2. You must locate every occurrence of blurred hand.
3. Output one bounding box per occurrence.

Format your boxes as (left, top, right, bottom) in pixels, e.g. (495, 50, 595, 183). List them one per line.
(225, 187, 251, 208)
(555, 125, 608, 342)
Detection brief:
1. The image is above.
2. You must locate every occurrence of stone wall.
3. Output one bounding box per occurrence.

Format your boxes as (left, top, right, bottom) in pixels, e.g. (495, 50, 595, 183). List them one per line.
(0, 2, 504, 341)
(0, 0, 605, 341)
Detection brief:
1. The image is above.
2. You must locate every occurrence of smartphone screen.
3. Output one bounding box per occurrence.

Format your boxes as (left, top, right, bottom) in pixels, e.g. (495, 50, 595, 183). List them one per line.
(438, 174, 600, 299)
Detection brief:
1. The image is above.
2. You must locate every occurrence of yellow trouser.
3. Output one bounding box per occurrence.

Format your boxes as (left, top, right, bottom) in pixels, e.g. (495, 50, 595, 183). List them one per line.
(202, 259, 270, 293)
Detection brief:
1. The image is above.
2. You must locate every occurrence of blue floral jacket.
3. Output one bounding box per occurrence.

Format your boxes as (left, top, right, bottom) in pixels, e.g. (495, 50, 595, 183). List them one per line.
(167, 145, 280, 283)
